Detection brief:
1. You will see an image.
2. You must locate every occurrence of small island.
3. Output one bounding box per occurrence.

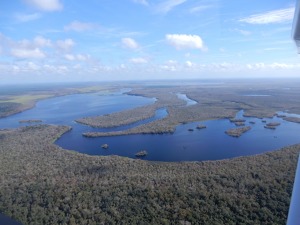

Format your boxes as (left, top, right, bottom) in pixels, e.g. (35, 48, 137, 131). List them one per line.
(264, 122, 281, 129)
(225, 126, 251, 137)
(19, 119, 42, 123)
(196, 124, 207, 129)
(101, 144, 109, 149)
(229, 118, 246, 126)
(229, 118, 246, 123)
(276, 114, 287, 118)
(135, 150, 148, 157)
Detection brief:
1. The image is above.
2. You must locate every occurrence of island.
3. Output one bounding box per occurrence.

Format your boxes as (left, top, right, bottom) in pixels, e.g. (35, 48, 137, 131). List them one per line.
(264, 122, 281, 129)
(101, 144, 109, 149)
(196, 124, 207, 129)
(135, 150, 148, 157)
(229, 118, 246, 126)
(19, 119, 43, 123)
(225, 126, 251, 137)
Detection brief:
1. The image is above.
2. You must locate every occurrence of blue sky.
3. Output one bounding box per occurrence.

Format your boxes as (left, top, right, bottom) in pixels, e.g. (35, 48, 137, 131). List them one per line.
(0, 0, 299, 83)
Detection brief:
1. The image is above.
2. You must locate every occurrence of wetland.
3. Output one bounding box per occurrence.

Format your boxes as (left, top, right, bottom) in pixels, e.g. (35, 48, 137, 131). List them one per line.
(1, 80, 300, 161)
(1, 79, 300, 224)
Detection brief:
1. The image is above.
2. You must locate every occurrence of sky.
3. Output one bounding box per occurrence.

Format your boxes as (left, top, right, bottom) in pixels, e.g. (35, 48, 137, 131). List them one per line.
(0, 0, 299, 83)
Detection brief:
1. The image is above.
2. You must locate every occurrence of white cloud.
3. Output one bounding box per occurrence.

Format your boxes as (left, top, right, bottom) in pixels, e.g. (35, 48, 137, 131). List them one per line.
(132, 0, 149, 6)
(14, 13, 42, 22)
(24, 0, 63, 11)
(185, 61, 193, 67)
(64, 53, 90, 61)
(166, 34, 204, 50)
(27, 62, 40, 70)
(11, 48, 45, 59)
(247, 62, 300, 70)
(167, 60, 177, 64)
(56, 39, 75, 51)
(239, 7, 294, 24)
(161, 65, 177, 71)
(130, 57, 148, 64)
(34, 36, 52, 47)
(156, 0, 187, 13)
(234, 29, 251, 36)
(122, 38, 139, 50)
(76, 54, 90, 61)
(64, 21, 95, 32)
(64, 54, 75, 61)
(190, 5, 213, 13)
(0, 34, 51, 59)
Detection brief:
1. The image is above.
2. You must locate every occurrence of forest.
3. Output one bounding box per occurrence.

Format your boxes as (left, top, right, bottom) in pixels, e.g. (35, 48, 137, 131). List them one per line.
(0, 124, 298, 225)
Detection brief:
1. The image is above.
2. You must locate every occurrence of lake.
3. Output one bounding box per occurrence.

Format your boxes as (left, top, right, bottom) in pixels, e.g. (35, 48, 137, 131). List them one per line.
(0, 213, 23, 225)
(1, 89, 300, 162)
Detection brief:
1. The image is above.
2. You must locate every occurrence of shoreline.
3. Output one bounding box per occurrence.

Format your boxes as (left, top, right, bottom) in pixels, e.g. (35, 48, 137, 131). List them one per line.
(0, 86, 118, 119)
(0, 124, 298, 224)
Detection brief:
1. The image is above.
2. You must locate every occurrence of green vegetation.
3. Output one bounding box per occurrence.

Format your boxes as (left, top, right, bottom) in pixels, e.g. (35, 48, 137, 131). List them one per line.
(264, 122, 281, 130)
(2, 81, 300, 224)
(0, 85, 114, 118)
(135, 150, 148, 157)
(225, 126, 251, 137)
(196, 124, 207, 129)
(79, 80, 300, 137)
(0, 102, 22, 118)
(19, 119, 43, 123)
(229, 119, 246, 126)
(283, 117, 300, 123)
(0, 125, 298, 224)
(1, 94, 53, 104)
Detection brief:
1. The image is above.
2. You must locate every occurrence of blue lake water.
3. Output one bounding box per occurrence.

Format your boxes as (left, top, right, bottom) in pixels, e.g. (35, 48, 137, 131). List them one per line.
(0, 90, 156, 128)
(0, 213, 22, 225)
(1, 90, 300, 162)
(176, 93, 198, 106)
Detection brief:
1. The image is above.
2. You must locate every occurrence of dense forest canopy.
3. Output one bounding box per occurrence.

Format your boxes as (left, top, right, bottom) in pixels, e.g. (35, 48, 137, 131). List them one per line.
(0, 124, 298, 224)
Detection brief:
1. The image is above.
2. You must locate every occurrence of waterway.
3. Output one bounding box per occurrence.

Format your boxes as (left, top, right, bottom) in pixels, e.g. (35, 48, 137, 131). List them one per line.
(176, 93, 198, 106)
(1, 90, 300, 162)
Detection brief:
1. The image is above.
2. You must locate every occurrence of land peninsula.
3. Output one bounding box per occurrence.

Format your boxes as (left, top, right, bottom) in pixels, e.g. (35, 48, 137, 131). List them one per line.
(0, 84, 117, 118)
(79, 80, 300, 137)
